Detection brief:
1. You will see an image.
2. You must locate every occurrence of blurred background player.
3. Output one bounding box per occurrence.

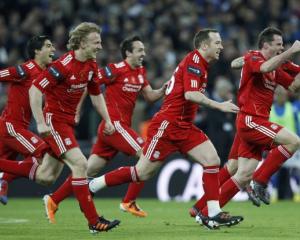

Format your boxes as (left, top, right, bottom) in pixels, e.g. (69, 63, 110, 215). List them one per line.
(43, 35, 167, 223)
(89, 29, 243, 230)
(0, 35, 54, 205)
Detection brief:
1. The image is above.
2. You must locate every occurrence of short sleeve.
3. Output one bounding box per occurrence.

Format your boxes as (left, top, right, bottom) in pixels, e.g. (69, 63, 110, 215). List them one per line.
(0, 64, 28, 82)
(98, 63, 117, 85)
(182, 59, 203, 93)
(32, 61, 65, 92)
(245, 54, 265, 73)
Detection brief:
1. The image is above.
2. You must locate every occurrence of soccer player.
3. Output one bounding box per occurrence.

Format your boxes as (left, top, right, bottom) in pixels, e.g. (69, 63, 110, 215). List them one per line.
(0, 22, 120, 233)
(193, 27, 300, 218)
(0, 35, 55, 205)
(43, 35, 167, 223)
(89, 29, 243, 230)
(189, 45, 300, 217)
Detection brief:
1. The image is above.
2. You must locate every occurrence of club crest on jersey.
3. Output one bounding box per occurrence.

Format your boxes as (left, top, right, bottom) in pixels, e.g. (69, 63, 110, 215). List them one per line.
(138, 74, 144, 84)
(64, 138, 72, 146)
(187, 65, 201, 76)
(30, 137, 38, 144)
(137, 137, 144, 144)
(153, 151, 160, 159)
(270, 124, 278, 130)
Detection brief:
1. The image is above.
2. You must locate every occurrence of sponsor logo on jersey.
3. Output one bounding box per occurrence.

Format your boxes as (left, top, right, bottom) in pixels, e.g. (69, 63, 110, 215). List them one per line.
(187, 65, 201, 76)
(122, 84, 142, 92)
(64, 138, 72, 146)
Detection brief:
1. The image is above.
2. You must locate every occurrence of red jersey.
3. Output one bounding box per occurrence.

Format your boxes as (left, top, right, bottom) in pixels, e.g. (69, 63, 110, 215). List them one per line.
(0, 60, 42, 127)
(238, 50, 294, 118)
(98, 60, 149, 125)
(155, 50, 208, 128)
(33, 51, 101, 125)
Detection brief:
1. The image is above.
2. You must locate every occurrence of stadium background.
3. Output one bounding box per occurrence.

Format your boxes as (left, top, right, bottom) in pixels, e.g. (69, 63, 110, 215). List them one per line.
(0, 0, 299, 200)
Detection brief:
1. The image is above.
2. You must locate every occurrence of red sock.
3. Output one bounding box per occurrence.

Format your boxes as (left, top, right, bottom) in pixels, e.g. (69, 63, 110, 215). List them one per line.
(122, 182, 145, 203)
(51, 175, 73, 205)
(1, 173, 18, 183)
(202, 166, 220, 201)
(105, 166, 139, 186)
(253, 146, 291, 185)
(72, 178, 99, 225)
(0, 157, 38, 180)
(219, 165, 231, 185)
(202, 177, 240, 216)
(194, 165, 231, 211)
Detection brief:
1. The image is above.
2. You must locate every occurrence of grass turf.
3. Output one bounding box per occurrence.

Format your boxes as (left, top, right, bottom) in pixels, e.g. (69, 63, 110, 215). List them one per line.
(0, 198, 299, 240)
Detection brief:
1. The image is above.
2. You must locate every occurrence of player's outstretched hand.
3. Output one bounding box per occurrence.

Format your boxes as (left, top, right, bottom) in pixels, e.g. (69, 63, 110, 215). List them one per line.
(219, 100, 239, 113)
(290, 40, 300, 54)
(103, 121, 115, 135)
(37, 123, 51, 138)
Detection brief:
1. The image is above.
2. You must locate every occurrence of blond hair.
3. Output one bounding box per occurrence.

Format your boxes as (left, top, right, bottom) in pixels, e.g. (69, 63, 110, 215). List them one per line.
(67, 22, 101, 50)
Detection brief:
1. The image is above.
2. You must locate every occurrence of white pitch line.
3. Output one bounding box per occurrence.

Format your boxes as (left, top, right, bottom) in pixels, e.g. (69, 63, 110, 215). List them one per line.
(0, 218, 29, 224)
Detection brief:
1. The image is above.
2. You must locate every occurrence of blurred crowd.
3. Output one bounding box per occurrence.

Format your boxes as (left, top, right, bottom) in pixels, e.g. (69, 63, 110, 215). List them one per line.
(0, 0, 300, 164)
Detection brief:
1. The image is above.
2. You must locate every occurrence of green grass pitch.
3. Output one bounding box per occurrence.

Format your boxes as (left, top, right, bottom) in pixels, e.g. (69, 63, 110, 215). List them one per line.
(0, 198, 299, 240)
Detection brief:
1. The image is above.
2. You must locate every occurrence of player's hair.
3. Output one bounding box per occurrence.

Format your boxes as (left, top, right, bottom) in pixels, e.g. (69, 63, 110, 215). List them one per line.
(26, 35, 50, 59)
(193, 29, 218, 49)
(67, 22, 101, 50)
(257, 27, 282, 49)
(120, 35, 142, 59)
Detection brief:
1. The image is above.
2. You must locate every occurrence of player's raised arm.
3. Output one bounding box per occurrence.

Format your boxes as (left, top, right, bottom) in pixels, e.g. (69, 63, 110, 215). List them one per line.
(260, 40, 300, 73)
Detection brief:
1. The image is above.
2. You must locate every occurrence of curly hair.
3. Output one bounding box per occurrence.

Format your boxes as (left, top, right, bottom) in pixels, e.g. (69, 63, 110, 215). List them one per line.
(67, 22, 101, 50)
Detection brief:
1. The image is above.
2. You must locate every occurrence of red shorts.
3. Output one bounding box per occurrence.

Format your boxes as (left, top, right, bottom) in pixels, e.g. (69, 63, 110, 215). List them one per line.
(91, 121, 144, 160)
(44, 113, 78, 158)
(0, 120, 48, 159)
(142, 119, 208, 161)
(236, 113, 282, 160)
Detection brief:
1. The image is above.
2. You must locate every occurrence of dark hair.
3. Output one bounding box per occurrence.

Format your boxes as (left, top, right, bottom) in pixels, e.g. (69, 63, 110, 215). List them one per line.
(193, 28, 218, 49)
(257, 27, 282, 49)
(26, 35, 50, 59)
(120, 35, 142, 59)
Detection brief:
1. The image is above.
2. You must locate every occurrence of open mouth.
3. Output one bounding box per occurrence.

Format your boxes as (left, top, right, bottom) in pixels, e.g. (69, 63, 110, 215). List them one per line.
(49, 53, 55, 58)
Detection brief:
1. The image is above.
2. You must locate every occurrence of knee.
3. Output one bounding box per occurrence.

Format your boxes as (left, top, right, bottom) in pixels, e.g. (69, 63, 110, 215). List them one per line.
(135, 167, 153, 182)
(203, 154, 220, 167)
(74, 159, 88, 172)
(226, 160, 238, 175)
(285, 137, 300, 153)
(36, 174, 57, 186)
(234, 169, 252, 187)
